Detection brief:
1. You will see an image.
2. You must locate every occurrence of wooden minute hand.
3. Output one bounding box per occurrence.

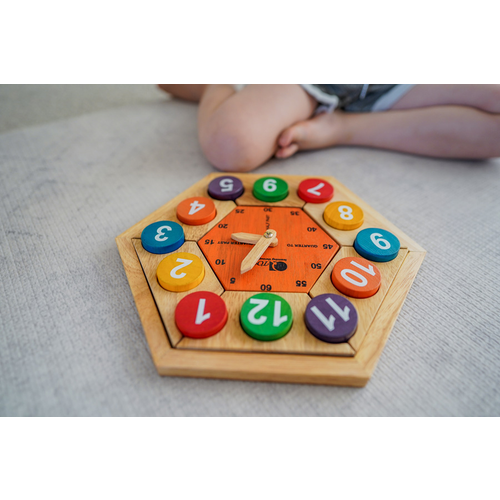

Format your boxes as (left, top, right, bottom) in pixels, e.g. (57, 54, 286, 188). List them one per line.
(231, 230, 278, 274)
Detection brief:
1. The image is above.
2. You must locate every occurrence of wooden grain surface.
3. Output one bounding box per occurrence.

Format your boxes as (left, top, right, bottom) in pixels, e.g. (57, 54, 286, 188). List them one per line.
(303, 177, 425, 252)
(133, 239, 223, 346)
(116, 173, 426, 386)
(310, 247, 408, 351)
(177, 291, 355, 356)
(117, 176, 236, 242)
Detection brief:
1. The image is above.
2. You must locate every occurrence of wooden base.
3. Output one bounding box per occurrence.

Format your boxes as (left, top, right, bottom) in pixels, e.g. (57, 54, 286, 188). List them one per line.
(116, 173, 426, 387)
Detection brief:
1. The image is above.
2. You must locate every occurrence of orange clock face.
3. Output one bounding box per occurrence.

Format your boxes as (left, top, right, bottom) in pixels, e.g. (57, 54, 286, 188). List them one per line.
(199, 206, 339, 293)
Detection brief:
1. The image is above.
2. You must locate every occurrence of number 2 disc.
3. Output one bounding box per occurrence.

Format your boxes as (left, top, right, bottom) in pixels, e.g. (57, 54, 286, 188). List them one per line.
(323, 201, 364, 231)
(157, 252, 205, 292)
(177, 197, 216, 226)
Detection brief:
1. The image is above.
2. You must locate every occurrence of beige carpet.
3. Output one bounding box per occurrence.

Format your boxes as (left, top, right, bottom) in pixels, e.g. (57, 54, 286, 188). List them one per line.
(1, 92, 499, 416)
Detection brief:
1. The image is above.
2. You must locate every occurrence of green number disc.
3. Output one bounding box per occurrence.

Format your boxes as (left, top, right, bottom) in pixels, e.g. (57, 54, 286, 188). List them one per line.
(253, 177, 288, 202)
(240, 293, 293, 341)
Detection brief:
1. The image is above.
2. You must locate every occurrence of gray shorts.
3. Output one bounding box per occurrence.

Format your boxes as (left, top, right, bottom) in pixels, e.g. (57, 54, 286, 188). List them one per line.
(301, 84, 415, 113)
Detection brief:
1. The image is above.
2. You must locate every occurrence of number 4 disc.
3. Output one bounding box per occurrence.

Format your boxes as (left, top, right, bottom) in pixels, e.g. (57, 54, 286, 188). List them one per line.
(177, 197, 216, 226)
(354, 228, 400, 262)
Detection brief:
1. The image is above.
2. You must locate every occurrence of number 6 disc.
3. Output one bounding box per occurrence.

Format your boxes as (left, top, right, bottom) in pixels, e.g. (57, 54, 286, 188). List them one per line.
(157, 252, 205, 292)
(323, 201, 364, 231)
(354, 228, 400, 262)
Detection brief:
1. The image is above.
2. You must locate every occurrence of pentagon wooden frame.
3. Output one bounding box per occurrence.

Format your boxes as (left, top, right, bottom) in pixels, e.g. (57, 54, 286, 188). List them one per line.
(116, 173, 425, 387)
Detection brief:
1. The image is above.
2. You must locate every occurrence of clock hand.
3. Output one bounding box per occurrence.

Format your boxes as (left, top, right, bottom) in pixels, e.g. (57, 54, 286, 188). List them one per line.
(240, 229, 278, 274)
(231, 232, 278, 247)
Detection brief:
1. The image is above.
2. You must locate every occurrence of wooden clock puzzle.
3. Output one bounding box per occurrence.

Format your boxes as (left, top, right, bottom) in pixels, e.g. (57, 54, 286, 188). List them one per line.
(116, 173, 426, 387)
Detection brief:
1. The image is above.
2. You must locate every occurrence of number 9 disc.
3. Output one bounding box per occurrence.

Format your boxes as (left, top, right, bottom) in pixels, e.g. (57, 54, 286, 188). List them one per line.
(354, 228, 400, 262)
(323, 201, 364, 231)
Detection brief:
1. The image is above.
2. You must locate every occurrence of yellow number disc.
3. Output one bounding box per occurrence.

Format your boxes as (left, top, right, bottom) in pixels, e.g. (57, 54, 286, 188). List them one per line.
(323, 201, 364, 231)
(156, 252, 205, 292)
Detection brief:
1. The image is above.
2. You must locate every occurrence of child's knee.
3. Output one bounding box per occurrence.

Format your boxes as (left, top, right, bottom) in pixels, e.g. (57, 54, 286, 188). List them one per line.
(199, 116, 266, 172)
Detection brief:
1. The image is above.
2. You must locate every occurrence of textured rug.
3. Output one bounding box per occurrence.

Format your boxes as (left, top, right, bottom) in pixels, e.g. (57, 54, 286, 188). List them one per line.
(1, 100, 499, 416)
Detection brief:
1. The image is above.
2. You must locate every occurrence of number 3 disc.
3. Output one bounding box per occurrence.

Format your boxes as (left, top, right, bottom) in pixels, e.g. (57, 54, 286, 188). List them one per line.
(141, 221, 185, 254)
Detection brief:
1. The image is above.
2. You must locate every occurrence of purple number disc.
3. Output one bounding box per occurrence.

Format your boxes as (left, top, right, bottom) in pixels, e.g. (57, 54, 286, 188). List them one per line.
(208, 176, 244, 200)
(305, 294, 358, 343)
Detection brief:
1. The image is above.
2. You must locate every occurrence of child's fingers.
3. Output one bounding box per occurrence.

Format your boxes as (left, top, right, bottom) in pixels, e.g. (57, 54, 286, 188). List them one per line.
(275, 143, 299, 159)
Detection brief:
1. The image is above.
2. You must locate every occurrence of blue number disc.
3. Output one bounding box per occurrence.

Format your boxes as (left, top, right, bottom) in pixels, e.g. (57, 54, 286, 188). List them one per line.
(354, 228, 400, 262)
(141, 221, 185, 254)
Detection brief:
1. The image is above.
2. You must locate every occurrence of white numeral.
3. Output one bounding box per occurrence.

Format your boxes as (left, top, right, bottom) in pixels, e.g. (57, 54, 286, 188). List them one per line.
(220, 178, 233, 192)
(154, 225, 172, 242)
(325, 297, 350, 322)
(273, 301, 288, 327)
(307, 182, 325, 197)
(341, 269, 368, 287)
(170, 258, 192, 279)
(248, 298, 268, 325)
(263, 179, 277, 192)
(338, 205, 353, 220)
(247, 299, 287, 327)
(189, 200, 205, 215)
(311, 306, 336, 331)
(195, 298, 211, 325)
(370, 233, 390, 250)
(311, 298, 351, 331)
(350, 260, 375, 276)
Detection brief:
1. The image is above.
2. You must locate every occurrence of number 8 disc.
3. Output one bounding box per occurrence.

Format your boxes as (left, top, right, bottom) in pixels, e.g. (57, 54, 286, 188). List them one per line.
(323, 201, 364, 231)
(354, 228, 400, 262)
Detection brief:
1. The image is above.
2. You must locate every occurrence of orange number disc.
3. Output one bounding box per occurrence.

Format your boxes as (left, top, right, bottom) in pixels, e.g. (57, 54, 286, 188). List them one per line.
(176, 197, 216, 226)
(331, 257, 381, 298)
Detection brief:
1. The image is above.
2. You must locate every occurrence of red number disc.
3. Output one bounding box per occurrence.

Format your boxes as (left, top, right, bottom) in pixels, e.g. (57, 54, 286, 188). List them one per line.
(175, 291, 228, 338)
(298, 178, 334, 203)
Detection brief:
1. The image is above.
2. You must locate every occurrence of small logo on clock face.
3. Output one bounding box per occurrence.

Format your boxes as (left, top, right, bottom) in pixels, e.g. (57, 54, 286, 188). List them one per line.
(199, 207, 339, 292)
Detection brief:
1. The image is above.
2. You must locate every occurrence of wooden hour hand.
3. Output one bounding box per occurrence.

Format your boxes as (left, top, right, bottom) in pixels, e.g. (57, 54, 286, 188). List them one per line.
(231, 230, 278, 274)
